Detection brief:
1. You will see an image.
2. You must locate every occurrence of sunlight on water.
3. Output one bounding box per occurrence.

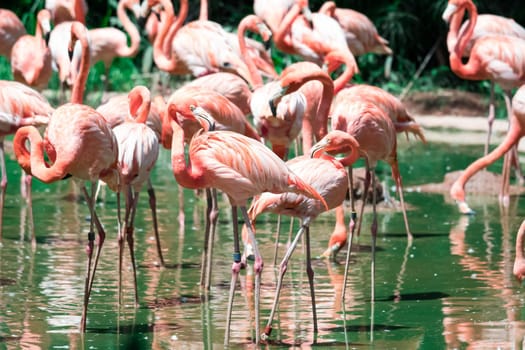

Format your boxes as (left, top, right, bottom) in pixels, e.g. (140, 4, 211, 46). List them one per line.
(0, 140, 525, 349)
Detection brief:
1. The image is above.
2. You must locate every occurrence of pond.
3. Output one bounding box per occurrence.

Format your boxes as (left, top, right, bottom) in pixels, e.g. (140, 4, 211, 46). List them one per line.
(1, 124, 525, 349)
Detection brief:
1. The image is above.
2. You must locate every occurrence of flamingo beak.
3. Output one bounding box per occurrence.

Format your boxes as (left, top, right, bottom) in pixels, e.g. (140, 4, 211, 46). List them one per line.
(442, 4, 457, 22)
(268, 86, 287, 117)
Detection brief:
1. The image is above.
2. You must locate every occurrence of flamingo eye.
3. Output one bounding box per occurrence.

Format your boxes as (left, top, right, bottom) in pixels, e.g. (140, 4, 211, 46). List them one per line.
(222, 61, 231, 68)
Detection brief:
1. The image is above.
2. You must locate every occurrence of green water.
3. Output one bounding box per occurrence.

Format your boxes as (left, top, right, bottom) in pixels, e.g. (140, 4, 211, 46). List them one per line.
(0, 137, 524, 349)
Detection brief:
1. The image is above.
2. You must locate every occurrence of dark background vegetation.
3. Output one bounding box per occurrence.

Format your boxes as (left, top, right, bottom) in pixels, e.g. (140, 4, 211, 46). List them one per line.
(3, 0, 525, 104)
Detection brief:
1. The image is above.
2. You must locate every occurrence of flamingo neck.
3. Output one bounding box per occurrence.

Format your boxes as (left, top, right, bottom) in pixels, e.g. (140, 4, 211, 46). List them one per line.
(170, 120, 205, 188)
(199, 0, 208, 20)
(74, 0, 86, 24)
(238, 16, 264, 88)
(116, 0, 141, 58)
(449, 1, 477, 77)
(70, 22, 90, 104)
(152, 0, 176, 71)
(274, 2, 302, 54)
(455, 117, 524, 191)
(13, 126, 68, 183)
(332, 53, 358, 94)
(130, 88, 151, 124)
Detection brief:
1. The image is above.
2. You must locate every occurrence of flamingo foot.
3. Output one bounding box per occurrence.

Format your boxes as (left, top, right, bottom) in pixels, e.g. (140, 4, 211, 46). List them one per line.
(457, 201, 475, 215)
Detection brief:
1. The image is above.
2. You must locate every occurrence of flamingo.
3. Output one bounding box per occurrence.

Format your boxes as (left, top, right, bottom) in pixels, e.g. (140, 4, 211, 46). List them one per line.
(166, 87, 261, 291)
(318, 1, 392, 56)
(12, 21, 120, 332)
(110, 85, 159, 305)
(0, 9, 26, 60)
(0, 81, 54, 243)
(451, 85, 525, 215)
(329, 99, 412, 303)
(45, 0, 88, 25)
(142, 0, 255, 87)
(168, 103, 326, 345)
(243, 130, 360, 340)
(443, 0, 525, 204)
(96, 87, 165, 271)
(10, 9, 53, 89)
(443, 0, 525, 155)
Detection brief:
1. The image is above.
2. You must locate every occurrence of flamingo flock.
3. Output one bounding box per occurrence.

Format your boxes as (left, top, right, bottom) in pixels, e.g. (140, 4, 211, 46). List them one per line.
(1, 0, 525, 346)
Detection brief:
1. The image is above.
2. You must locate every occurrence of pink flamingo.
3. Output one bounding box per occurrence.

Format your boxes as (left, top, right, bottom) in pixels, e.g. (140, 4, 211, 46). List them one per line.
(12, 21, 120, 332)
(0, 9, 26, 59)
(451, 85, 525, 214)
(0, 81, 54, 243)
(444, 0, 525, 155)
(168, 103, 326, 345)
(110, 85, 159, 305)
(244, 130, 360, 340)
(10, 9, 53, 89)
(45, 0, 88, 25)
(143, 0, 255, 87)
(329, 99, 412, 303)
(443, 0, 525, 204)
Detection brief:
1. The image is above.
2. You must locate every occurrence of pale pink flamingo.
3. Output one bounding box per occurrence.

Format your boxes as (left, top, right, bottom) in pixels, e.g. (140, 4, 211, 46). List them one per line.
(168, 104, 326, 345)
(45, 0, 88, 25)
(12, 21, 120, 332)
(0, 81, 54, 243)
(110, 85, 159, 305)
(143, 0, 255, 87)
(0, 9, 26, 59)
(10, 9, 53, 89)
(318, 1, 392, 56)
(96, 87, 165, 271)
(243, 130, 360, 340)
(451, 85, 525, 214)
(443, 0, 525, 204)
(329, 99, 412, 303)
(444, 0, 525, 155)
(48, 21, 82, 93)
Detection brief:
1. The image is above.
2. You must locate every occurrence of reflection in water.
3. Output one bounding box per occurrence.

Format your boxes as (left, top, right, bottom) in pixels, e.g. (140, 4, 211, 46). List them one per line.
(443, 199, 525, 349)
(1, 143, 525, 348)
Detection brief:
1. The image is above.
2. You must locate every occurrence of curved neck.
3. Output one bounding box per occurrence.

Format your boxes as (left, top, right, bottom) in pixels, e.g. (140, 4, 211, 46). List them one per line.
(452, 1, 477, 64)
(447, 6, 465, 52)
(329, 52, 358, 94)
(237, 15, 264, 88)
(129, 86, 151, 124)
(70, 22, 90, 104)
(169, 118, 206, 188)
(74, 0, 86, 24)
(13, 126, 68, 183)
(164, 0, 189, 50)
(116, 0, 141, 57)
(455, 116, 524, 190)
(319, 1, 336, 16)
(274, 2, 303, 53)
(152, 0, 177, 71)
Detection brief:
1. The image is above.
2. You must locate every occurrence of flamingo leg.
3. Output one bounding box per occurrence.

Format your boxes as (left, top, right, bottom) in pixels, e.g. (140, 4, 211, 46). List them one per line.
(80, 182, 106, 332)
(370, 169, 378, 303)
(342, 165, 357, 303)
(240, 206, 262, 345)
(484, 81, 496, 156)
(272, 214, 282, 265)
(200, 188, 218, 291)
(24, 175, 36, 250)
(224, 205, 242, 346)
(147, 178, 165, 267)
(390, 160, 413, 244)
(262, 217, 311, 341)
(304, 225, 318, 334)
(126, 190, 141, 306)
(118, 186, 133, 305)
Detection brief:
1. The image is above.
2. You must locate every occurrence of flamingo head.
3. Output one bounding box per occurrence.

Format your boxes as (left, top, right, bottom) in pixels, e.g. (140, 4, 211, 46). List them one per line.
(310, 130, 361, 167)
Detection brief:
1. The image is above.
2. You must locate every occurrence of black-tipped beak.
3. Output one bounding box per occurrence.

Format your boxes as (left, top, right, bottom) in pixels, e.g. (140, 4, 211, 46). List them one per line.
(269, 99, 277, 116)
(68, 46, 74, 61)
(44, 32, 50, 46)
(264, 36, 272, 51)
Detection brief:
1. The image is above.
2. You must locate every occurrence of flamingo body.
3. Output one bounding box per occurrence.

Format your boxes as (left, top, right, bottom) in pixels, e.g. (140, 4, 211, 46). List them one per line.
(0, 9, 26, 59)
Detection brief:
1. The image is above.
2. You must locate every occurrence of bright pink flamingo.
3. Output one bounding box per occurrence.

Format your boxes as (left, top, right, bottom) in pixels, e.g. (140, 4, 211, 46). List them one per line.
(168, 103, 326, 345)
(443, 0, 525, 204)
(451, 85, 525, 214)
(45, 0, 87, 25)
(0, 9, 26, 59)
(10, 9, 53, 89)
(12, 21, 119, 332)
(243, 130, 360, 341)
(329, 98, 412, 303)
(444, 0, 525, 155)
(110, 85, 159, 305)
(166, 86, 261, 291)
(0, 81, 54, 243)
(144, 0, 255, 87)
